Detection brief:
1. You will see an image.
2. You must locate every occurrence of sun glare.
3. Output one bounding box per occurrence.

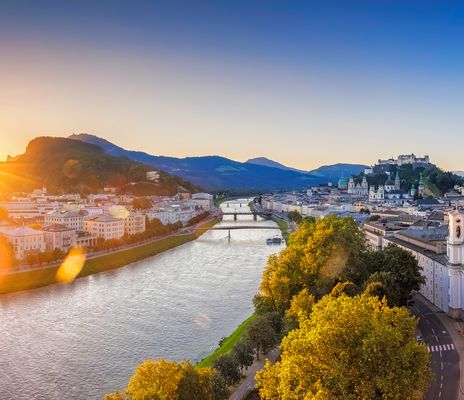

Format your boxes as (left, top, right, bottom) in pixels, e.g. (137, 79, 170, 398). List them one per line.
(56, 247, 87, 283)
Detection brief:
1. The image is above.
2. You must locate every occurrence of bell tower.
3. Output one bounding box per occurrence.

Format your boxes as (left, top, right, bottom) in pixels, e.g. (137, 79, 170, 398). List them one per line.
(447, 209, 464, 318)
(448, 209, 464, 265)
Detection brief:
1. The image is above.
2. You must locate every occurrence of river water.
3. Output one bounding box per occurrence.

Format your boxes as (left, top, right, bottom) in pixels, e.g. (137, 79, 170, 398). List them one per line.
(0, 200, 284, 399)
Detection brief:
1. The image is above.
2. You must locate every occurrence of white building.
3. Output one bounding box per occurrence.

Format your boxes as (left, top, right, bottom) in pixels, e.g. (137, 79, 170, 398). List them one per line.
(192, 193, 214, 211)
(0, 226, 46, 260)
(124, 212, 146, 235)
(347, 176, 368, 196)
(363, 209, 464, 318)
(84, 215, 125, 240)
(44, 210, 88, 231)
(43, 224, 77, 253)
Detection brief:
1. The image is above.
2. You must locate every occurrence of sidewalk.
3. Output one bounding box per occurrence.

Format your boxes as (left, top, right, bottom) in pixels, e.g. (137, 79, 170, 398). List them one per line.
(229, 348, 280, 400)
(417, 294, 464, 400)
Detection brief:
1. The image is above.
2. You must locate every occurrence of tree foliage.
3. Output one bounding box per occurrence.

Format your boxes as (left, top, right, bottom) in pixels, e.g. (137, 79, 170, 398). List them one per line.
(258, 215, 367, 312)
(105, 359, 227, 400)
(256, 292, 432, 400)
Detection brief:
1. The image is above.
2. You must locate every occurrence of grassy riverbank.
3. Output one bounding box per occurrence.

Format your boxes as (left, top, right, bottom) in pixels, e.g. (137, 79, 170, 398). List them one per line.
(196, 314, 256, 368)
(0, 218, 218, 295)
(277, 219, 289, 241)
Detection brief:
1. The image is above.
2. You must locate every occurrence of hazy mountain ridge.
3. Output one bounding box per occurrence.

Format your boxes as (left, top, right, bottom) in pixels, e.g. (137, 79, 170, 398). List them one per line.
(0, 137, 199, 195)
(70, 134, 320, 190)
(245, 157, 307, 173)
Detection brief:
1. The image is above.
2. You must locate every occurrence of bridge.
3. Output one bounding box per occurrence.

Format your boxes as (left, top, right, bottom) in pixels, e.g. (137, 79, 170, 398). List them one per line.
(220, 211, 273, 221)
(202, 225, 280, 230)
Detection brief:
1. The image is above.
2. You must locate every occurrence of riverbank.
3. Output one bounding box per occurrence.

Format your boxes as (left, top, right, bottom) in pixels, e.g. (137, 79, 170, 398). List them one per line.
(196, 314, 256, 368)
(0, 218, 219, 295)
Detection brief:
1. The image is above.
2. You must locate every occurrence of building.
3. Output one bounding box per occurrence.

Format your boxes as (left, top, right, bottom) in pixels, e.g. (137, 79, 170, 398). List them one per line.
(192, 193, 214, 211)
(84, 215, 125, 240)
(124, 212, 146, 235)
(0, 226, 46, 260)
(362, 209, 464, 318)
(44, 210, 88, 231)
(43, 224, 77, 253)
(146, 170, 160, 182)
(337, 175, 348, 190)
(377, 154, 430, 167)
(347, 176, 368, 196)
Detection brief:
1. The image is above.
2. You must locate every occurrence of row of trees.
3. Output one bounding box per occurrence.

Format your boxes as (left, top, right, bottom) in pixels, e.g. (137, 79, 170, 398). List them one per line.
(212, 312, 282, 387)
(253, 215, 431, 399)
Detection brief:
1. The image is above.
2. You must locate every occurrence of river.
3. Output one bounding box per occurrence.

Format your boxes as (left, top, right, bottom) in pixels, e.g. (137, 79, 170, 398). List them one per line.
(0, 200, 284, 399)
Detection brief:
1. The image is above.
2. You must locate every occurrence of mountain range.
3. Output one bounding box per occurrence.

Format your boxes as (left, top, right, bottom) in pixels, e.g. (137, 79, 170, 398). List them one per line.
(0, 137, 198, 195)
(70, 134, 367, 190)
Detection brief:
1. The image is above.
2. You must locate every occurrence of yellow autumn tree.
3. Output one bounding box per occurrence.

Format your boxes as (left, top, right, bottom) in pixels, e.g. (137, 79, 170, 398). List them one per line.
(256, 292, 432, 400)
(105, 359, 225, 400)
(258, 215, 367, 312)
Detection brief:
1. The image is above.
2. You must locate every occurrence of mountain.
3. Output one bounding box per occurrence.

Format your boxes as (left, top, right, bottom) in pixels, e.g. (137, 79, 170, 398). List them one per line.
(70, 134, 320, 190)
(0, 137, 198, 195)
(245, 157, 307, 173)
(309, 163, 368, 182)
(454, 171, 464, 177)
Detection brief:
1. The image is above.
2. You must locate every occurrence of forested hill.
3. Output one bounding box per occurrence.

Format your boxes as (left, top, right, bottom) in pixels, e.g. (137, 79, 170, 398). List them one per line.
(353, 163, 463, 196)
(0, 137, 199, 195)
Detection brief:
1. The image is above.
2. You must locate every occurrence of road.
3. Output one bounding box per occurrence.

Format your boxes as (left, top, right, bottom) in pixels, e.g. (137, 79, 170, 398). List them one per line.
(412, 296, 460, 400)
(229, 348, 280, 400)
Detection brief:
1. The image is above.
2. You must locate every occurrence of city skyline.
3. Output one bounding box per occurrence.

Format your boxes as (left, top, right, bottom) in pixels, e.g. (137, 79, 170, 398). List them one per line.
(1, 1, 464, 170)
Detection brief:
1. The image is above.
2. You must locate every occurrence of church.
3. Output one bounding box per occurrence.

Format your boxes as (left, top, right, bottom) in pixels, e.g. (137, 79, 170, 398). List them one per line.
(347, 176, 369, 196)
(368, 171, 412, 203)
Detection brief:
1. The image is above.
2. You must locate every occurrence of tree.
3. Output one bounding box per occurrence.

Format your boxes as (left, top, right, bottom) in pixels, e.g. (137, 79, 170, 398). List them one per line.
(132, 197, 153, 210)
(259, 215, 368, 312)
(287, 210, 302, 224)
(245, 315, 277, 360)
(232, 340, 255, 372)
(105, 359, 219, 400)
(285, 288, 315, 326)
(212, 354, 241, 387)
(370, 244, 425, 306)
(256, 292, 432, 400)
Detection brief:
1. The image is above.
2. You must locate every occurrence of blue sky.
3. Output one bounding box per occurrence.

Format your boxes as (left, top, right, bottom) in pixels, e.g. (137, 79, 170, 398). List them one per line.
(0, 1, 463, 170)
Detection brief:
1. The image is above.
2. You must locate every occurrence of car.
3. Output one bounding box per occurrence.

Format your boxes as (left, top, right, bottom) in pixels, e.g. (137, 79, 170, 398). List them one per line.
(416, 335, 424, 344)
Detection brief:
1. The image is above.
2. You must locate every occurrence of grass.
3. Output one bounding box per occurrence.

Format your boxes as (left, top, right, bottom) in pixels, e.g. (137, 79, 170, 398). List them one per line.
(277, 219, 289, 241)
(196, 313, 256, 369)
(0, 218, 219, 295)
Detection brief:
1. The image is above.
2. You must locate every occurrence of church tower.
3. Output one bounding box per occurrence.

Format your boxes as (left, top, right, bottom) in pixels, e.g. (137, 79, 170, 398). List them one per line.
(447, 209, 464, 318)
(418, 174, 425, 196)
(394, 171, 400, 190)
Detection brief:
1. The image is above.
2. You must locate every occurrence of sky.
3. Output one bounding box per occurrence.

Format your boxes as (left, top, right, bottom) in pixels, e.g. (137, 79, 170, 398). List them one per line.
(0, 0, 463, 171)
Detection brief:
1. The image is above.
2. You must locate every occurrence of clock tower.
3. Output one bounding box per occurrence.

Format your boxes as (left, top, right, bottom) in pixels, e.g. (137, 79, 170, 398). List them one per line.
(447, 209, 464, 318)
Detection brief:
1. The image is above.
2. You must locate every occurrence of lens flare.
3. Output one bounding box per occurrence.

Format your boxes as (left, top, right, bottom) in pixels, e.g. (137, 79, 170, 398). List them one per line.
(56, 247, 87, 283)
(0, 238, 15, 282)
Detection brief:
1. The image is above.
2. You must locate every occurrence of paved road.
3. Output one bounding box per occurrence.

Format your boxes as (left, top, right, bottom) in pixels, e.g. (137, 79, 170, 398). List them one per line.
(412, 296, 460, 400)
(229, 348, 280, 400)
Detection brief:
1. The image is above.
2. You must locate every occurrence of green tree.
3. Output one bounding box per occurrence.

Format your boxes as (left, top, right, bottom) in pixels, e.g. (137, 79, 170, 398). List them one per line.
(365, 244, 425, 306)
(245, 315, 277, 360)
(287, 210, 303, 224)
(212, 354, 241, 387)
(232, 340, 255, 372)
(256, 292, 431, 400)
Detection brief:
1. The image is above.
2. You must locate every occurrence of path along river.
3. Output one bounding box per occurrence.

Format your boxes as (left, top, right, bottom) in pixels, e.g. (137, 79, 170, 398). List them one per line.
(0, 200, 284, 399)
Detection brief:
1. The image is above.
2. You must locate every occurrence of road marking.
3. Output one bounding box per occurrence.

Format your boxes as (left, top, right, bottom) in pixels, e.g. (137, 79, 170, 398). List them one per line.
(427, 344, 455, 353)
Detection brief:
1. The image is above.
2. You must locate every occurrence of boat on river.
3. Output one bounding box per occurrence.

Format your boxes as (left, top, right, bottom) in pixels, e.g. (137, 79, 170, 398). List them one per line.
(266, 235, 282, 245)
